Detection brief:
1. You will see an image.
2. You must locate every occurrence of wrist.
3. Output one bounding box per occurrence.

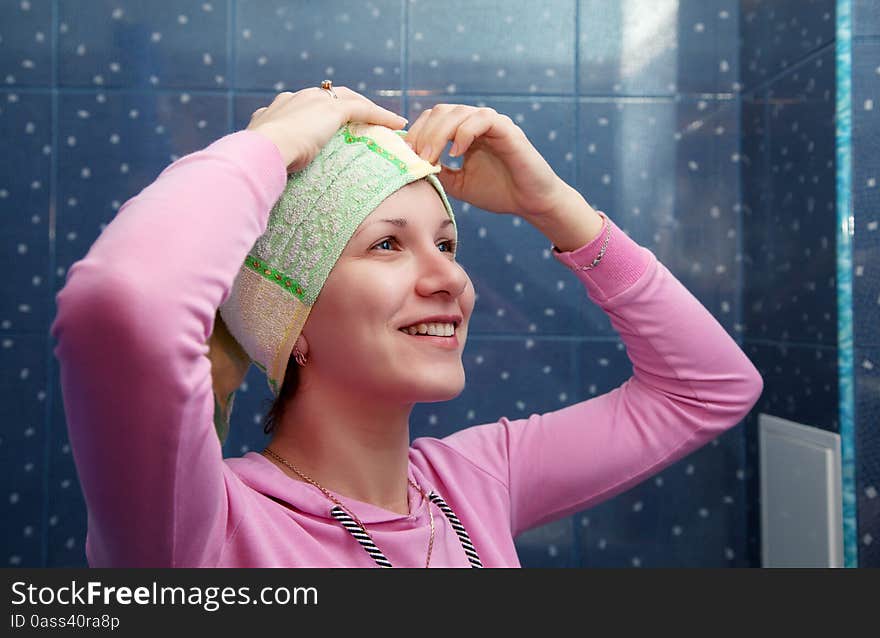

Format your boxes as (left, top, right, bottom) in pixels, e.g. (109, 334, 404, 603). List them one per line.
(525, 185, 605, 253)
(247, 125, 296, 169)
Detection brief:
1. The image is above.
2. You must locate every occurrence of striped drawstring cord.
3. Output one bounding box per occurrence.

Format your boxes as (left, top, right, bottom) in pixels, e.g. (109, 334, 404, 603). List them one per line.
(329, 491, 483, 568)
(329, 506, 393, 568)
(428, 492, 483, 568)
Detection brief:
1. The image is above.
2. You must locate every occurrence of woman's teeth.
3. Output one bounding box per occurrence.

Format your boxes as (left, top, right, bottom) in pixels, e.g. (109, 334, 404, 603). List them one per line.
(399, 322, 456, 337)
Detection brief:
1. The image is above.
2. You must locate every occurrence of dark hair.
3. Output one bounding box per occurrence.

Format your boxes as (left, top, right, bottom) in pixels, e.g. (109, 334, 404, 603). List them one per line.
(261, 355, 301, 436)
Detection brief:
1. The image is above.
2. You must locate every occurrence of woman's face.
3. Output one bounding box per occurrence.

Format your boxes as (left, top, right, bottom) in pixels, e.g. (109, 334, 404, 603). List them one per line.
(301, 179, 475, 404)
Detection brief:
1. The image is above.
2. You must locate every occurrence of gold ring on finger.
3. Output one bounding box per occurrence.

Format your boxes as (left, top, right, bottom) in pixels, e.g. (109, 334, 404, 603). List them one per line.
(320, 80, 339, 99)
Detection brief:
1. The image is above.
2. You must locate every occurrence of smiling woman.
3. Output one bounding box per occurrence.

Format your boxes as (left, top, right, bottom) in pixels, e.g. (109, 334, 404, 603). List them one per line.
(51, 84, 763, 568)
(219, 121, 455, 403)
(259, 178, 472, 444)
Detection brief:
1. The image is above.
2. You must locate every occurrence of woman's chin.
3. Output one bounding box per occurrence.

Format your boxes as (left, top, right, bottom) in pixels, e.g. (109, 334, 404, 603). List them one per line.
(420, 385, 466, 403)
(400, 371, 466, 403)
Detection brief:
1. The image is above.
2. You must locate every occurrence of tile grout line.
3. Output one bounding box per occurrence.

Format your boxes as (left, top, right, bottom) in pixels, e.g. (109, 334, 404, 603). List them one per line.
(227, 0, 235, 134)
(400, 0, 408, 119)
(42, 0, 60, 569)
(571, 0, 582, 569)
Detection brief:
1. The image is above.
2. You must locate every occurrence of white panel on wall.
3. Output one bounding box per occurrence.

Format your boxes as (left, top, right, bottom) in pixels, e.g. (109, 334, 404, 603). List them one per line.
(759, 413, 844, 567)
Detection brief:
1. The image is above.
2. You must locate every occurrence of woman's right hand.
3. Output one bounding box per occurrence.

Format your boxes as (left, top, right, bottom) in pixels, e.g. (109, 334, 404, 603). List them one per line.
(246, 85, 408, 174)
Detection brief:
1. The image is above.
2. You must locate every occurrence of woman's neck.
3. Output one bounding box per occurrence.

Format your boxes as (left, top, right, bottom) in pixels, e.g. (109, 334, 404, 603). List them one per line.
(268, 383, 414, 515)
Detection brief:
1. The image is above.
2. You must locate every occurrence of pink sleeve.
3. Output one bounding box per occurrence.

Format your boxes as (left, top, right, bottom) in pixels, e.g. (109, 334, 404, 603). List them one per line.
(441, 212, 764, 537)
(49, 130, 287, 566)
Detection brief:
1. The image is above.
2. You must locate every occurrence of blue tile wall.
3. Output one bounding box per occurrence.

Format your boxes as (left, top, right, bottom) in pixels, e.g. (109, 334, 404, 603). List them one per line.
(0, 0, 52, 86)
(4, 0, 862, 568)
(741, 0, 879, 567)
(0, 92, 52, 333)
(237, 0, 403, 93)
(853, 0, 880, 37)
(854, 347, 879, 563)
(53, 92, 229, 291)
(580, 0, 740, 96)
(1, 335, 47, 567)
(739, 0, 840, 566)
(743, 50, 837, 347)
(851, 23, 880, 565)
(740, 0, 836, 92)
(409, 0, 576, 96)
(57, 0, 229, 89)
(47, 370, 86, 567)
(852, 42, 880, 349)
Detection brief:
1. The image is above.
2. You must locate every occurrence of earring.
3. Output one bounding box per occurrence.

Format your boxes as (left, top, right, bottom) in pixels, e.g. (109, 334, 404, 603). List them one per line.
(293, 344, 308, 367)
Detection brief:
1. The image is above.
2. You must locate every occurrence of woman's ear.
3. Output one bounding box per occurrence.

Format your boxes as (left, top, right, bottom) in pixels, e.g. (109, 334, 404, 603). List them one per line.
(294, 334, 309, 357)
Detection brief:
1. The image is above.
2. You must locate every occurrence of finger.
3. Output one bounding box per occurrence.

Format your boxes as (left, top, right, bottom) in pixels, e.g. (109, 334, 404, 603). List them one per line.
(256, 91, 296, 117)
(447, 108, 500, 157)
(414, 105, 476, 164)
(435, 162, 466, 201)
(402, 107, 434, 151)
(409, 104, 459, 159)
(334, 86, 408, 129)
(271, 91, 297, 105)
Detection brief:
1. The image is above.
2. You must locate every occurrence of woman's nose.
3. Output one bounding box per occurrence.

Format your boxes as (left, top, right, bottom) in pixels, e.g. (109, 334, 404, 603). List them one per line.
(415, 248, 469, 298)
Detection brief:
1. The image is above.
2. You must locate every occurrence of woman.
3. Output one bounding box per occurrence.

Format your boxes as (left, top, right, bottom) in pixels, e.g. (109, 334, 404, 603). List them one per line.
(51, 83, 763, 567)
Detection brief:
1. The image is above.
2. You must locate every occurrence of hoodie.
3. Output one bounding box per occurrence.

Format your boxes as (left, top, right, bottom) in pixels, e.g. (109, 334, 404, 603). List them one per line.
(50, 130, 763, 567)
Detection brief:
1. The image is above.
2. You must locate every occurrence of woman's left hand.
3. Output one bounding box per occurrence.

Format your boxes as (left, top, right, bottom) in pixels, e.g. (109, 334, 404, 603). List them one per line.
(403, 104, 571, 219)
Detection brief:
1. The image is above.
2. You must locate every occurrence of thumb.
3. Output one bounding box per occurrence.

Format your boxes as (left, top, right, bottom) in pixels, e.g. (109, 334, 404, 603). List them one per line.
(436, 164, 464, 200)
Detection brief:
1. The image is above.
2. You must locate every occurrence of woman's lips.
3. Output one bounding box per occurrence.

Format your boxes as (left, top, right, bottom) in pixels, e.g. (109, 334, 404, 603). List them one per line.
(398, 330, 460, 349)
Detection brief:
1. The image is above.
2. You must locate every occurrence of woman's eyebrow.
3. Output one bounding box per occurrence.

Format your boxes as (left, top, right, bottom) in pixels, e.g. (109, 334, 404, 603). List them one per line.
(354, 217, 454, 238)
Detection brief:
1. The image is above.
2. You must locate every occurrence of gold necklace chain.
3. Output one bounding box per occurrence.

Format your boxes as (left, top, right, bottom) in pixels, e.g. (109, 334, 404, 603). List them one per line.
(261, 447, 435, 568)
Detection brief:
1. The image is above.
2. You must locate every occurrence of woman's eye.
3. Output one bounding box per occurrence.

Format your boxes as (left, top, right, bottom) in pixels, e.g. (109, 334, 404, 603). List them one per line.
(371, 237, 457, 255)
(439, 239, 457, 254)
(373, 238, 396, 251)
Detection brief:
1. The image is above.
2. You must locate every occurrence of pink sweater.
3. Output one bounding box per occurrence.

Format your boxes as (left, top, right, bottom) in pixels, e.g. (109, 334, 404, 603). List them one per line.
(50, 130, 763, 567)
